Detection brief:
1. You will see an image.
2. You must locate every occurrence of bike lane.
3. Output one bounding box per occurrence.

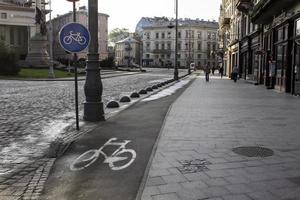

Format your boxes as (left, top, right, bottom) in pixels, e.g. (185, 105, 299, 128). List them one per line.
(40, 79, 193, 200)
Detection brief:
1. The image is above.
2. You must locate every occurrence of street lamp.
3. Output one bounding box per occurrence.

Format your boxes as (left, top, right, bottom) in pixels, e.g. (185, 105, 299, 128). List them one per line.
(83, 0, 105, 121)
(167, 0, 179, 80)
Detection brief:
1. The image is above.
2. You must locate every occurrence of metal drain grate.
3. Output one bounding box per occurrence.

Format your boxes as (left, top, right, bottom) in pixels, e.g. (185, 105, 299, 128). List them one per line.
(177, 159, 211, 174)
(232, 146, 274, 157)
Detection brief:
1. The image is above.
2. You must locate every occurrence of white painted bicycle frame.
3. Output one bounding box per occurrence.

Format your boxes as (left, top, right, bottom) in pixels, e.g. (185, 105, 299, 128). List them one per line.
(70, 137, 136, 171)
(63, 31, 87, 45)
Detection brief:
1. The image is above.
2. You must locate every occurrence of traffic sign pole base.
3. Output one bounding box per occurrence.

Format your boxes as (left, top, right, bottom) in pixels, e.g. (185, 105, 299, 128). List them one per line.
(83, 102, 105, 122)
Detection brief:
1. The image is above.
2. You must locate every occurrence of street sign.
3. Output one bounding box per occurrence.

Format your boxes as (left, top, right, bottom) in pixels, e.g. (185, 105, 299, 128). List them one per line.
(59, 22, 90, 53)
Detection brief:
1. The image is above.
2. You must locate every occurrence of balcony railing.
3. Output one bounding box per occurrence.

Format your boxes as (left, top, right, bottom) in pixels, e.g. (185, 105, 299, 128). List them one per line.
(152, 49, 171, 54)
(236, 0, 253, 13)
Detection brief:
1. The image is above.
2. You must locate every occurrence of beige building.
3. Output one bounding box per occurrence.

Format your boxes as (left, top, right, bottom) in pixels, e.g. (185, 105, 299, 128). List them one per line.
(0, 0, 38, 59)
(219, 0, 241, 77)
(136, 17, 218, 68)
(50, 7, 109, 61)
(115, 36, 141, 67)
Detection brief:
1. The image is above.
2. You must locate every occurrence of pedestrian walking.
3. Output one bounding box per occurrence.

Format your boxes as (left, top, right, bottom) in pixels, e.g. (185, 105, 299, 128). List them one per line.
(212, 66, 215, 75)
(204, 65, 210, 82)
(219, 66, 224, 78)
(232, 66, 239, 82)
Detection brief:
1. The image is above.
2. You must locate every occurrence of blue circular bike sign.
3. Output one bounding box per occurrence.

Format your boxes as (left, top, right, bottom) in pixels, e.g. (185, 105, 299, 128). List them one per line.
(59, 22, 90, 53)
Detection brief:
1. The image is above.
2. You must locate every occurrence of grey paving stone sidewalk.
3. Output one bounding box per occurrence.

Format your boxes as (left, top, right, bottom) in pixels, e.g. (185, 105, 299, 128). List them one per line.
(141, 76, 300, 200)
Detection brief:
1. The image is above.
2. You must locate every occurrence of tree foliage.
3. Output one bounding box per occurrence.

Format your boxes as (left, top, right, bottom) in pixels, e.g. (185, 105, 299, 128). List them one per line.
(108, 28, 130, 44)
(0, 42, 19, 75)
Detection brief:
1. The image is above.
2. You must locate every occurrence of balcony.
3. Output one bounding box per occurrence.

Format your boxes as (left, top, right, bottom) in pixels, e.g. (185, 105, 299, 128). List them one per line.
(251, 0, 299, 24)
(236, 0, 253, 13)
(152, 49, 171, 54)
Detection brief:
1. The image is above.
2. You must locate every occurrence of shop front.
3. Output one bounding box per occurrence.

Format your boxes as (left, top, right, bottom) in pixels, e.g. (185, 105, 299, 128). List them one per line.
(249, 34, 260, 82)
(293, 18, 300, 95)
(240, 38, 249, 79)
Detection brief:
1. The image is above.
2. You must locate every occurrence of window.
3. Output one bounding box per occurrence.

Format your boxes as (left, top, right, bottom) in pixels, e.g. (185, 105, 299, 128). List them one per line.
(146, 54, 150, 58)
(207, 32, 211, 40)
(178, 42, 181, 50)
(10, 27, 14, 45)
(156, 33, 159, 39)
(178, 31, 181, 38)
(1, 13, 7, 19)
(198, 42, 202, 51)
(167, 54, 171, 59)
(167, 32, 171, 38)
(161, 54, 165, 58)
(178, 54, 181, 59)
(155, 43, 159, 50)
(146, 32, 150, 39)
(198, 54, 201, 59)
(161, 43, 165, 50)
(0, 26, 5, 41)
(162, 32, 165, 39)
(197, 31, 202, 39)
(167, 43, 171, 50)
(186, 30, 189, 38)
(297, 19, 300, 36)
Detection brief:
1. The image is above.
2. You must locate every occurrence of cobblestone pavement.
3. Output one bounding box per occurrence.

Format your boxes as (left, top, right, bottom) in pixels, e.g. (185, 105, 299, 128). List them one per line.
(0, 68, 186, 200)
(141, 75, 300, 200)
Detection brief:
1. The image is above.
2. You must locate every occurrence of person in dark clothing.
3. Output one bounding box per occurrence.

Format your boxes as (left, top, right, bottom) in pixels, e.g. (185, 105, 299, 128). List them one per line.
(212, 66, 215, 75)
(232, 66, 239, 82)
(219, 66, 224, 78)
(204, 65, 210, 82)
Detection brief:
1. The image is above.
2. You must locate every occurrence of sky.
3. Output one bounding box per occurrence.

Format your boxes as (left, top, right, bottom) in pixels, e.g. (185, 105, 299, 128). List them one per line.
(51, 0, 221, 32)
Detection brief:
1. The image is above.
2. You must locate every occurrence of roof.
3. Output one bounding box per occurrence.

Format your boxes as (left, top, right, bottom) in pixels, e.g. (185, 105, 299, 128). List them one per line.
(115, 36, 138, 44)
(136, 16, 219, 32)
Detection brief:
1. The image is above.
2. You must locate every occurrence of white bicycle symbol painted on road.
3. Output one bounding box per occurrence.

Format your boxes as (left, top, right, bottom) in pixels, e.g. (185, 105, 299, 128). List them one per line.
(70, 138, 136, 171)
(63, 31, 87, 45)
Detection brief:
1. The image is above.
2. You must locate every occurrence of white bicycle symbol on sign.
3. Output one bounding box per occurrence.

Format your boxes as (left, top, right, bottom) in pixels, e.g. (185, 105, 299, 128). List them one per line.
(70, 138, 136, 171)
(63, 31, 87, 45)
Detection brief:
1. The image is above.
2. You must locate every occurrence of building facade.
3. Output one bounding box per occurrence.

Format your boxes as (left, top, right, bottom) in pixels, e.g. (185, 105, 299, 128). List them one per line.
(50, 7, 109, 61)
(219, 0, 300, 96)
(115, 36, 141, 67)
(136, 17, 219, 69)
(0, 0, 37, 59)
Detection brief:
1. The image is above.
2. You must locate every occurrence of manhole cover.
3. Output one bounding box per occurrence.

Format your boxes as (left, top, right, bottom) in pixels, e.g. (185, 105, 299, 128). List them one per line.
(177, 159, 211, 174)
(232, 146, 274, 157)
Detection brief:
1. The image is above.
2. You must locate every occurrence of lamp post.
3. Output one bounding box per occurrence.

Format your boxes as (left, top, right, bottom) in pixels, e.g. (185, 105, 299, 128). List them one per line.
(47, 0, 55, 78)
(83, 0, 105, 121)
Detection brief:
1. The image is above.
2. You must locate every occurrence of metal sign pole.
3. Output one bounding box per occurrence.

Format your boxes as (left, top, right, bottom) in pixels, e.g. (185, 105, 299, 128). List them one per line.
(72, 1, 79, 131)
(60, 0, 90, 130)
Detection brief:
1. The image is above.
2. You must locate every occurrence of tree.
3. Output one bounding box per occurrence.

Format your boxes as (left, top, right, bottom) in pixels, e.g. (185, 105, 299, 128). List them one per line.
(108, 28, 130, 44)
